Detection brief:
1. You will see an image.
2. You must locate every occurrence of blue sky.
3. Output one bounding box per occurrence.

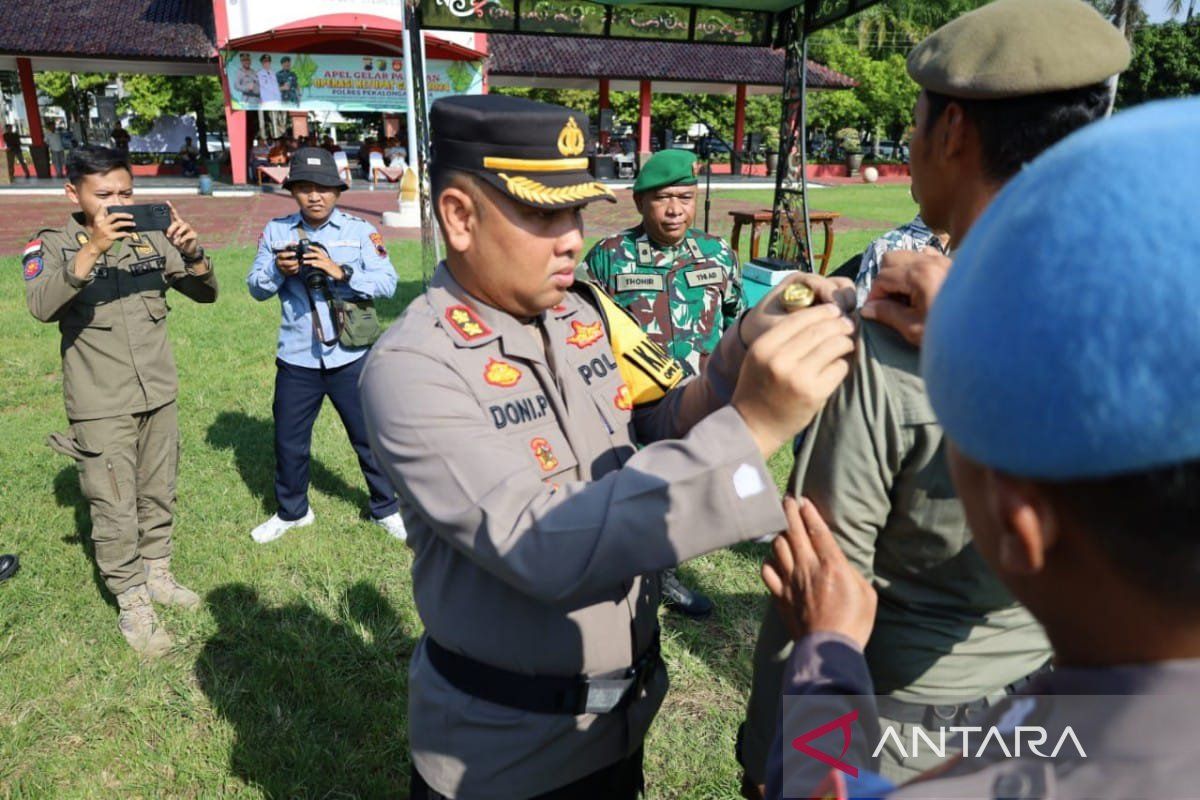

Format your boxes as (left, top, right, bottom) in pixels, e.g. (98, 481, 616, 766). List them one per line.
(1143, 0, 1192, 21)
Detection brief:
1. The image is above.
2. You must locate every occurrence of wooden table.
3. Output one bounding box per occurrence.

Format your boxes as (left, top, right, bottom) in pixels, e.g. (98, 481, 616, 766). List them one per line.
(729, 209, 841, 274)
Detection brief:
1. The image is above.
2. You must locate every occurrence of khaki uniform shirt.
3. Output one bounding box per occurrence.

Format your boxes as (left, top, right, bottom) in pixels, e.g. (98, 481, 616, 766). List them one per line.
(360, 263, 785, 799)
(792, 321, 1050, 701)
(24, 214, 218, 420)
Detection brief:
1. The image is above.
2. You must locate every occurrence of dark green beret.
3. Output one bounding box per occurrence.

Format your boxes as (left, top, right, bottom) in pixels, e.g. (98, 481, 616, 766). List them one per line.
(632, 149, 698, 193)
(908, 0, 1131, 100)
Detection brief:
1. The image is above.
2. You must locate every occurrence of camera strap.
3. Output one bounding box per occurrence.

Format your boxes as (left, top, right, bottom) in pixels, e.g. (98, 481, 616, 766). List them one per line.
(296, 229, 341, 346)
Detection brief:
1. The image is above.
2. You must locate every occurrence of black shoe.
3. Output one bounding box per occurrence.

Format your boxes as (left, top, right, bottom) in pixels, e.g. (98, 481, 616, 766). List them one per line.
(660, 569, 713, 618)
(0, 554, 18, 582)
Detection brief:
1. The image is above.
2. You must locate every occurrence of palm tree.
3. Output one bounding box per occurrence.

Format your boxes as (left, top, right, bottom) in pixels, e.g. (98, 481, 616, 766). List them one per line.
(1103, 0, 1194, 112)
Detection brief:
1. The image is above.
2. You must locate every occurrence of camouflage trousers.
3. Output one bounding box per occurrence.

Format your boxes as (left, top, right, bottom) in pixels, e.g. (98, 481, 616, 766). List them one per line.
(51, 402, 179, 596)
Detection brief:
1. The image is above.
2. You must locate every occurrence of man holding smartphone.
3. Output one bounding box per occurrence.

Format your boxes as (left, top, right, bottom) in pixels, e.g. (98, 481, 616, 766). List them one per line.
(24, 145, 217, 658)
(246, 147, 405, 545)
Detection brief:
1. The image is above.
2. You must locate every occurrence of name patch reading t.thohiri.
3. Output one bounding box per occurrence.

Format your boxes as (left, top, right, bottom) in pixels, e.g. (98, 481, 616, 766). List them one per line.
(685, 266, 724, 288)
(615, 273, 665, 293)
(489, 391, 551, 430)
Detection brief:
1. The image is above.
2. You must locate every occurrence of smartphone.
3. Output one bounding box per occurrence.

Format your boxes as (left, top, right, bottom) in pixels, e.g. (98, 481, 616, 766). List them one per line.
(107, 203, 171, 232)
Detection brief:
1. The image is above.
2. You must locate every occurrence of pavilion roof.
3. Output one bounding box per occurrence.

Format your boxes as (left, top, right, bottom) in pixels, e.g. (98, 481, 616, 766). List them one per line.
(486, 33, 856, 89)
(0, 0, 215, 62)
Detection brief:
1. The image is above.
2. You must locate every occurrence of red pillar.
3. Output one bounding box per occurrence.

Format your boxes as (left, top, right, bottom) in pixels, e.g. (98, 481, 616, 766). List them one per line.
(226, 107, 248, 185)
(598, 78, 611, 150)
(17, 57, 49, 178)
(638, 80, 652, 158)
(17, 59, 43, 147)
(733, 83, 747, 175)
(290, 112, 309, 139)
(383, 114, 401, 139)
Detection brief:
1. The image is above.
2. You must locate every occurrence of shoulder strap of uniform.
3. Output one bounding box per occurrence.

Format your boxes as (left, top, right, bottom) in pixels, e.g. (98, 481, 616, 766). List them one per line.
(579, 282, 685, 406)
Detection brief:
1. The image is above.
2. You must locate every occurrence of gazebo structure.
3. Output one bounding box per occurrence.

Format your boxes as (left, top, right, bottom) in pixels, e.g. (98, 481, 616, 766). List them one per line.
(487, 33, 856, 164)
(0, 0, 215, 178)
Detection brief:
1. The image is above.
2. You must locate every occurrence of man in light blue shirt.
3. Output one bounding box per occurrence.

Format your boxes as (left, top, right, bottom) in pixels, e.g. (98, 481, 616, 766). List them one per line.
(246, 147, 405, 544)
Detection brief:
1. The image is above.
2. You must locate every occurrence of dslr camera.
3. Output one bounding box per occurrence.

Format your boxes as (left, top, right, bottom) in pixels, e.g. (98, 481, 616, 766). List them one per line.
(275, 240, 330, 289)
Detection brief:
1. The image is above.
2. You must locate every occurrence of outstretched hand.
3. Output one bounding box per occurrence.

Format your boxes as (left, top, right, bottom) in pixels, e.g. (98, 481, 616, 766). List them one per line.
(762, 496, 876, 648)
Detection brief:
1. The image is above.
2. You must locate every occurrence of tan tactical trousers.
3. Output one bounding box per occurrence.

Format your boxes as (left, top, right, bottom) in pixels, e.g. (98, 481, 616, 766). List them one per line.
(53, 402, 179, 595)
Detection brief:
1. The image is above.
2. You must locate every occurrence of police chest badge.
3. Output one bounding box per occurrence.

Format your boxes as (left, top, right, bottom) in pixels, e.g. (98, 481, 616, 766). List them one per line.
(530, 437, 559, 472)
(566, 320, 603, 349)
(445, 305, 492, 341)
(614, 384, 632, 411)
(483, 358, 521, 387)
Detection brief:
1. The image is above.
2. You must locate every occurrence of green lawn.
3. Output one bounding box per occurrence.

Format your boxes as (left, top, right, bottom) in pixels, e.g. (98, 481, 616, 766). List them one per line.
(0, 184, 914, 798)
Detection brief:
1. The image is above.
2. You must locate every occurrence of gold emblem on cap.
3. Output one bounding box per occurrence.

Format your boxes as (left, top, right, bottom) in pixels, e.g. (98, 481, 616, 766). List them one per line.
(557, 117, 585, 157)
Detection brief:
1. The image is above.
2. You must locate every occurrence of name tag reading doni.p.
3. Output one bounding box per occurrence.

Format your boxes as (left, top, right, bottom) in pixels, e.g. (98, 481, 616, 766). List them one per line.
(685, 267, 724, 288)
(615, 273, 665, 293)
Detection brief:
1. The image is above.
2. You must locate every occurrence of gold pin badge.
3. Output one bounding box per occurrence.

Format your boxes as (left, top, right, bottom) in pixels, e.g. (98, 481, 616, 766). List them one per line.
(781, 283, 815, 312)
(557, 117, 585, 157)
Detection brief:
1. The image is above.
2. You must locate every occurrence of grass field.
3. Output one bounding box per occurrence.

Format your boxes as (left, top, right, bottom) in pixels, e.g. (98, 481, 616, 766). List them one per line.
(0, 185, 915, 798)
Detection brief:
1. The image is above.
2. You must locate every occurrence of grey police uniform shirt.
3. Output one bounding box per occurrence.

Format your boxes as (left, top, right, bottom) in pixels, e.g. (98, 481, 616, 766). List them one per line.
(770, 633, 1200, 800)
(360, 263, 786, 799)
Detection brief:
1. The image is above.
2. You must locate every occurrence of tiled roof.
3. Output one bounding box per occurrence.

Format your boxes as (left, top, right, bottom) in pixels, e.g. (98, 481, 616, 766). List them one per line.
(0, 0, 216, 61)
(487, 33, 856, 89)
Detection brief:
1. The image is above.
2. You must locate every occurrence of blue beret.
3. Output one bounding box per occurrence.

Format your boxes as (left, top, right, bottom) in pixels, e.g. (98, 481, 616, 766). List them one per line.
(922, 97, 1200, 480)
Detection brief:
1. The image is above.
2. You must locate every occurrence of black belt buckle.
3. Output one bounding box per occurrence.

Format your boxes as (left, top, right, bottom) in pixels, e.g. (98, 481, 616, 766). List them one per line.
(579, 635, 661, 715)
(581, 677, 635, 714)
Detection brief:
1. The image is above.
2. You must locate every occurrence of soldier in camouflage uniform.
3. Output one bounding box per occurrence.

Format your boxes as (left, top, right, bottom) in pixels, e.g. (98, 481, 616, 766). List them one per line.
(583, 149, 744, 618)
(584, 149, 743, 376)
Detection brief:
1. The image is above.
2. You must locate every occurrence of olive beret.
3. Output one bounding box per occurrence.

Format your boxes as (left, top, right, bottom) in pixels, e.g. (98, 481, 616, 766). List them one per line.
(907, 0, 1131, 100)
(632, 149, 698, 194)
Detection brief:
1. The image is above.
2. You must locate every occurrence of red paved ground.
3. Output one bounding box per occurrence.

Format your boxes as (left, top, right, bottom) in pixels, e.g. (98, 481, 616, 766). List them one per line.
(0, 183, 907, 257)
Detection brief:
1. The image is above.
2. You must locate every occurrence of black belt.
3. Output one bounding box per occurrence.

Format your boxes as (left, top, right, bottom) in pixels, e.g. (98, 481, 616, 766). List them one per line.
(875, 661, 1053, 728)
(424, 631, 662, 716)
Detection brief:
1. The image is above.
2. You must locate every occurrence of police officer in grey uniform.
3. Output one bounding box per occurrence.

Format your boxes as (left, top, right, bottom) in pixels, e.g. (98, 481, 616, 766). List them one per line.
(764, 93, 1200, 800)
(739, 0, 1131, 790)
(359, 94, 857, 799)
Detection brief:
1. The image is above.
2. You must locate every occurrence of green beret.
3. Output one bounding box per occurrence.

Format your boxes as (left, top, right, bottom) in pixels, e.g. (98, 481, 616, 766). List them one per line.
(907, 0, 1131, 100)
(633, 149, 698, 193)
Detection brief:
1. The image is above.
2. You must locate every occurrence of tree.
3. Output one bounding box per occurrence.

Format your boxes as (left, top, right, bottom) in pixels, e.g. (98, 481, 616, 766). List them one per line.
(34, 71, 113, 141)
(806, 35, 919, 155)
(1116, 20, 1200, 107)
(119, 75, 225, 154)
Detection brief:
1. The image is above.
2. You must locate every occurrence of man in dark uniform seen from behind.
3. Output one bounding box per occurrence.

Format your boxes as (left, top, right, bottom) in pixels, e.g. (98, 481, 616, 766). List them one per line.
(24, 145, 218, 657)
(359, 94, 858, 800)
(739, 0, 1130, 791)
(765, 95, 1200, 800)
(583, 148, 744, 618)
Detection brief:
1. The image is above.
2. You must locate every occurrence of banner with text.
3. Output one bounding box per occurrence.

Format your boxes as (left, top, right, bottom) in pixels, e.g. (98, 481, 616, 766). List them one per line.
(223, 51, 483, 112)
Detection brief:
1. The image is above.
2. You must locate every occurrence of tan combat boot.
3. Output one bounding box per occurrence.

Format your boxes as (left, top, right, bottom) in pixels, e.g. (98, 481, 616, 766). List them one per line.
(143, 556, 201, 610)
(115, 585, 174, 658)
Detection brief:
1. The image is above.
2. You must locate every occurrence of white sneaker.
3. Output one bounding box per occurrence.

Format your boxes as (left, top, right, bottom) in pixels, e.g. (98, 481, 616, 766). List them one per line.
(251, 509, 315, 544)
(374, 511, 408, 541)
